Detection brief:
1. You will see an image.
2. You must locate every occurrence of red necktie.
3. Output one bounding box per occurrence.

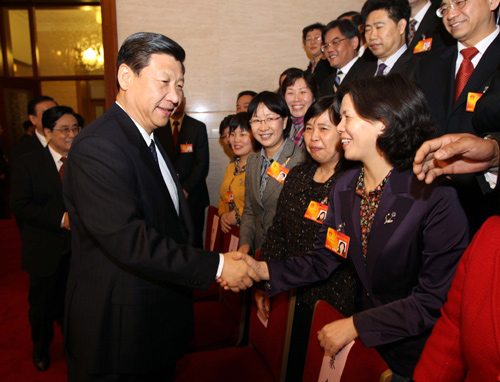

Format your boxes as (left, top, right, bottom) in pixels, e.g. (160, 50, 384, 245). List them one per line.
(454, 47, 479, 103)
(59, 156, 66, 181)
(172, 121, 180, 147)
(408, 19, 417, 43)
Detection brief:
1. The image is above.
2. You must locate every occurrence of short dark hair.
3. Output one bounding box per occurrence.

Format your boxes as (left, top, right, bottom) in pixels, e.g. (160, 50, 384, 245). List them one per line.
(27, 96, 55, 116)
(333, 74, 437, 170)
(75, 113, 85, 128)
(338, 11, 362, 27)
(302, 23, 325, 42)
(116, 32, 186, 90)
(219, 114, 234, 136)
(229, 112, 251, 133)
(247, 91, 292, 138)
(279, 70, 320, 102)
(42, 106, 77, 131)
(23, 120, 32, 132)
(323, 19, 361, 51)
(361, 0, 411, 43)
(237, 91, 257, 101)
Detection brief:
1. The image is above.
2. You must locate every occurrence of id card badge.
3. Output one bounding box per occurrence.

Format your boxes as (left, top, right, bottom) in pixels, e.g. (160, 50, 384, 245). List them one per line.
(466, 92, 483, 112)
(180, 144, 193, 153)
(267, 161, 289, 184)
(304, 201, 328, 224)
(325, 227, 350, 258)
(413, 37, 432, 54)
(224, 190, 235, 203)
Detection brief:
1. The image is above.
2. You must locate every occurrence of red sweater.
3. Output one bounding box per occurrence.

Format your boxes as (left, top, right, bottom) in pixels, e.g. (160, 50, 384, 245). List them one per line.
(414, 216, 500, 381)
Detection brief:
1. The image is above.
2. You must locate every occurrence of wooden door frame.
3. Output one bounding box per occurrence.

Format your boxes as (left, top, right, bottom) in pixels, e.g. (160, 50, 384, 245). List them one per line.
(101, 0, 118, 109)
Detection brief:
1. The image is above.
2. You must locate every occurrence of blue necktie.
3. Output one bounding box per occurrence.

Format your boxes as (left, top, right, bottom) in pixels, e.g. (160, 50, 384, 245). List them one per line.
(149, 141, 159, 164)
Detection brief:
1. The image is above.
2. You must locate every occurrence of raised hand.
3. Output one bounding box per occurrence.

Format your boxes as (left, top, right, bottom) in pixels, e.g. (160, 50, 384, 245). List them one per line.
(413, 133, 499, 184)
(220, 251, 261, 292)
(317, 316, 358, 356)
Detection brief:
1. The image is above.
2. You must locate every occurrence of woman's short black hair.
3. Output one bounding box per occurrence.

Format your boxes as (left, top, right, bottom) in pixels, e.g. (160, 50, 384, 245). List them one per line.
(279, 70, 320, 102)
(42, 106, 77, 131)
(219, 114, 234, 136)
(229, 112, 251, 133)
(302, 22, 326, 42)
(247, 91, 292, 138)
(333, 74, 437, 170)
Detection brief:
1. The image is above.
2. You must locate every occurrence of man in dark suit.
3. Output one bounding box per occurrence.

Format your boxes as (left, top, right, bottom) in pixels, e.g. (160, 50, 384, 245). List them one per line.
(320, 19, 373, 95)
(11, 96, 57, 163)
(407, 0, 454, 52)
(155, 96, 209, 248)
(10, 106, 79, 372)
(303, 23, 334, 88)
(417, 0, 500, 231)
(62, 32, 257, 381)
(361, 0, 420, 80)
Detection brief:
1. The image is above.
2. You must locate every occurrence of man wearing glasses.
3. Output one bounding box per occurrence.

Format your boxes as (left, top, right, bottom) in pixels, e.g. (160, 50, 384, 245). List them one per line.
(320, 19, 374, 95)
(10, 106, 80, 372)
(418, 0, 500, 232)
(303, 23, 334, 88)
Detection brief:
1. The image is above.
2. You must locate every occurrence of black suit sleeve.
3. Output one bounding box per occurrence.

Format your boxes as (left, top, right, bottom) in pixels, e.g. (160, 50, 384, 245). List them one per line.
(473, 65, 500, 134)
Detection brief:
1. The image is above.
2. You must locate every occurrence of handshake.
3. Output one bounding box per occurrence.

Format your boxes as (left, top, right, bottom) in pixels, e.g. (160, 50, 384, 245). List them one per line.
(218, 252, 269, 292)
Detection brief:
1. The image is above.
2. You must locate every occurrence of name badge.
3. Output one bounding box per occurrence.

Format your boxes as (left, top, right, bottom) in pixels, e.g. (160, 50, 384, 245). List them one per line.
(304, 201, 328, 224)
(325, 227, 350, 258)
(224, 190, 234, 203)
(267, 161, 289, 184)
(413, 37, 433, 54)
(466, 92, 483, 112)
(180, 144, 193, 153)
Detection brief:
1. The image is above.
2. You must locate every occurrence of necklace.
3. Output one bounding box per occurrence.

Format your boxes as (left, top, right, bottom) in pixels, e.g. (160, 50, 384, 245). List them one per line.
(233, 156, 247, 176)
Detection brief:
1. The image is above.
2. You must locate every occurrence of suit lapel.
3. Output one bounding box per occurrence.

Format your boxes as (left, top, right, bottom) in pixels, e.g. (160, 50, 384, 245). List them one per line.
(262, 140, 296, 204)
(453, 35, 500, 113)
(42, 146, 63, 190)
(365, 170, 414, 279)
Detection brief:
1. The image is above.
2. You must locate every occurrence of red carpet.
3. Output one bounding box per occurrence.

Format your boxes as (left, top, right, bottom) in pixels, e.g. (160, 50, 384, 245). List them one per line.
(0, 217, 67, 382)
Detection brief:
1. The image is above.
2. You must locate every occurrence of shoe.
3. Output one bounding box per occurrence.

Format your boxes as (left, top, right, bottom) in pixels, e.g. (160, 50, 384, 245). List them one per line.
(33, 352, 50, 372)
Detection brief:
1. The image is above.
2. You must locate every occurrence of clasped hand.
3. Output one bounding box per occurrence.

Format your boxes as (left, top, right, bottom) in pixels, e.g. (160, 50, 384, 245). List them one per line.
(218, 252, 269, 292)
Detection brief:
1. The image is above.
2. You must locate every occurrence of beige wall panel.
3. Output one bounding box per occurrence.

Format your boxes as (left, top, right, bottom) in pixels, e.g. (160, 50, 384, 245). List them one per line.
(116, 0, 365, 206)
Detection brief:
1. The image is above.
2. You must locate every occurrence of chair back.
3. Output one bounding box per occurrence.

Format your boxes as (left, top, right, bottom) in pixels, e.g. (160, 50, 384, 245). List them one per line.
(248, 288, 296, 382)
(204, 205, 224, 252)
(303, 301, 392, 382)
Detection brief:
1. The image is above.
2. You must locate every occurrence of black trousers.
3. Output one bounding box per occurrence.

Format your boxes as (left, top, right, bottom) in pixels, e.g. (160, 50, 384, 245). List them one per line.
(66, 351, 175, 382)
(28, 253, 70, 357)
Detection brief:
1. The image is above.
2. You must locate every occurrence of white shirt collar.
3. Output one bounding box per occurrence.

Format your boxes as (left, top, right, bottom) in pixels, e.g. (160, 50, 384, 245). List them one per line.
(412, 1, 432, 29)
(338, 56, 359, 78)
(457, 26, 500, 56)
(47, 143, 65, 170)
(378, 44, 407, 70)
(35, 129, 48, 147)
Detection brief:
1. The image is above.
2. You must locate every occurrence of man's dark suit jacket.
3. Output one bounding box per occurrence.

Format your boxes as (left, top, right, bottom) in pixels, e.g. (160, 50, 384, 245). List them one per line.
(10, 133, 44, 163)
(63, 103, 219, 375)
(418, 33, 500, 136)
(362, 48, 421, 81)
(307, 58, 334, 90)
(10, 146, 69, 276)
(473, 63, 500, 134)
(265, 167, 469, 377)
(408, 3, 455, 54)
(320, 56, 374, 96)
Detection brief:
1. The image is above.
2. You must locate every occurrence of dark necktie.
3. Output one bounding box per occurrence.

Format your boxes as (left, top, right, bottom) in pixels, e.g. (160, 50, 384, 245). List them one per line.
(376, 63, 387, 76)
(59, 156, 66, 181)
(149, 140, 159, 165)
(454, 47, 479, 103)
(172, 120, 180, 147)
(408, 19, 418, 44)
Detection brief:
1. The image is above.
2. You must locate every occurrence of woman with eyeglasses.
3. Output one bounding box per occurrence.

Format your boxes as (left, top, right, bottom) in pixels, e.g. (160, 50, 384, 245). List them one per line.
(238, 91, 305, 255)
(234, 75, 469, 380)
(218, 113, 255, 233)
(279, 69, 319, 148)
(254, 96, 356, 381)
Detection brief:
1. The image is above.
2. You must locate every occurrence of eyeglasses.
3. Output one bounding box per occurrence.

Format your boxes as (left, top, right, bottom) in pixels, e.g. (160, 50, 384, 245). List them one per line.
(436, 0, 467, 17)
(305, 36, 322, 43)
(53, 127, 81, 136)
(321, 38, 348, 52)
(249, 116, 282, 126)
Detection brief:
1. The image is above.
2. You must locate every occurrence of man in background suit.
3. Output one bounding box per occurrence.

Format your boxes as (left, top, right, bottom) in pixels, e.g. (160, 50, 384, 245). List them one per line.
(11, 96, 57, 163)
(417, 0, 500, 231)
(10, 106, 78, 372)
(361, 0, 420, 80)
(155, 96, 210, 248)
(63, 32, 256, 381)
(303, 23, 334, 89)
(320, 19, 373, 95)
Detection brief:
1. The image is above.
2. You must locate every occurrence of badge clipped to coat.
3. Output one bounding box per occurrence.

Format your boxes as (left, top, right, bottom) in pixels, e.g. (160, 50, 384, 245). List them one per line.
(180, 144, 193, 153)
(325, 227, 350, 259)
(304, 201, 328, 224)
(266, 159, 290, 184)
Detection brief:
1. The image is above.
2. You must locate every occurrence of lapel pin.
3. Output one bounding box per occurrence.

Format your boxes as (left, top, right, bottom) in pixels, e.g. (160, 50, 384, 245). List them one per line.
(384, 212, 396, 224)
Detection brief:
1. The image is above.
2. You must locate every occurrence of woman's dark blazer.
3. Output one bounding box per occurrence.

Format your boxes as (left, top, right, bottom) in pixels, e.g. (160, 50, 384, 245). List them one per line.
(265, 166, 469, 377)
